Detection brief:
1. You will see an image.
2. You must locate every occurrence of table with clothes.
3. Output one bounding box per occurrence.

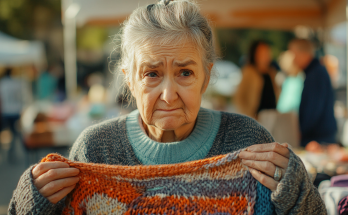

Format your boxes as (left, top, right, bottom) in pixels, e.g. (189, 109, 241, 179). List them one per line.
(21, 101, 124, 149)
(294, 141, 348, 215)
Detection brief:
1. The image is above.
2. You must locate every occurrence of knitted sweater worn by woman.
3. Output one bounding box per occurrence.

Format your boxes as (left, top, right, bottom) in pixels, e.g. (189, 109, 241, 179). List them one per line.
(9, 108, 326, 215)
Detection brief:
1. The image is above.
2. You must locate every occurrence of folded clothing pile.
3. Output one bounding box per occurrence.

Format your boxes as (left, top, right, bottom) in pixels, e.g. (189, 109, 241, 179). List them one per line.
(318, 175, 348, 215)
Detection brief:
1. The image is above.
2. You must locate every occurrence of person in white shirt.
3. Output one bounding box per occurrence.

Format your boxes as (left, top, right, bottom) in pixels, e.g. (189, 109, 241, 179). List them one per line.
(0, 68, 32, 162)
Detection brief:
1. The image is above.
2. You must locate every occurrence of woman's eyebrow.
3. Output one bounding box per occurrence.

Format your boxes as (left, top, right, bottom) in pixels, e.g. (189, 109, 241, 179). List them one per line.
(174, 60, 197, 67)
(140, 61, 163, 69)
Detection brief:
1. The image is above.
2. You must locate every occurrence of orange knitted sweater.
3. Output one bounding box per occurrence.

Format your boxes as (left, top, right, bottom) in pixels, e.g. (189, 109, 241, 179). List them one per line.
(41, 151, 273, 215)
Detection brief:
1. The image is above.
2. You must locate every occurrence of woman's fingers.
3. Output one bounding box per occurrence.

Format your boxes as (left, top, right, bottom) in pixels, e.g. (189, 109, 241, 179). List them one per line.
(239, 150, 289, 169)
(32, 162, 70, 179)
(39, 177, 80, 197)
(34, 168, 80, 190)
(32, 161, 80, 203)
(249, 167, 278, 191)
(247, 142, 290, 158)
(47, 184, 76, 204)
(242, 159, 278, 178)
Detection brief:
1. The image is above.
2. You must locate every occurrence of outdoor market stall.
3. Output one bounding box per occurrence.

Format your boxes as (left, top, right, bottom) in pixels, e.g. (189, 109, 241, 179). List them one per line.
(61, 0, 347, 101)
(0, 31, 46, 69)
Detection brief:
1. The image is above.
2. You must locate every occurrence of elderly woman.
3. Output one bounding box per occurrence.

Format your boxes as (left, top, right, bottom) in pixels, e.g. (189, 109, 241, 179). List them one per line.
(9, 0, 325, 214)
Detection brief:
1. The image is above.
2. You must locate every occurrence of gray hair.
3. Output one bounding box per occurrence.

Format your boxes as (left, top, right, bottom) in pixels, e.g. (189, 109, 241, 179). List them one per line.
(113, 0, 217, 102)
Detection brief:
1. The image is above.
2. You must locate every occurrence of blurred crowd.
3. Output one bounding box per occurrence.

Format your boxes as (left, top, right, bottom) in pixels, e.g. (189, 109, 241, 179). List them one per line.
(235, 38, 338, 148)
(232, 39, 348, 213)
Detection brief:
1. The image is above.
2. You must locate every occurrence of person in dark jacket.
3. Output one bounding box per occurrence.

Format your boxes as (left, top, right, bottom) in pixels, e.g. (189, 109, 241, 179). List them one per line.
(289, 39, 337, 147)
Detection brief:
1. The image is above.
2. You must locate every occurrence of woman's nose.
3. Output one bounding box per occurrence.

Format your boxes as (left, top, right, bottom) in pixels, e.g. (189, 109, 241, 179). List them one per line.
(160, 79, 178, 104)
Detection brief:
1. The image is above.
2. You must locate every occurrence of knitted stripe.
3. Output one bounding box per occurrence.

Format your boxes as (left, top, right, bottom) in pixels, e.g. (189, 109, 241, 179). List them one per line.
(255, 181, 274, 215)
(41, 150, 274, 215)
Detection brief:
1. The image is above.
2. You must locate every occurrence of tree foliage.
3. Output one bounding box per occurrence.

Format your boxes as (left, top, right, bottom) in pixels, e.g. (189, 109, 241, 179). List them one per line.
(216, 28, 295, 66)
(0, 0, 61, 39)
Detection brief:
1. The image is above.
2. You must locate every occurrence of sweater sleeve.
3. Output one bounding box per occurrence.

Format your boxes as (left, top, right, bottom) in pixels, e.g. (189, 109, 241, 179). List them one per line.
(8, 165, 65, 215)
(8, 120, 94, 214)
(271, 149, 327, 215)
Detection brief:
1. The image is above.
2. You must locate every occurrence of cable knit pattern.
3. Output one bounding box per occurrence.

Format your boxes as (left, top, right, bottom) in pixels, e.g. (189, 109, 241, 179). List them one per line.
(8, 109, 326, 214)
(41, 152, 274, 215)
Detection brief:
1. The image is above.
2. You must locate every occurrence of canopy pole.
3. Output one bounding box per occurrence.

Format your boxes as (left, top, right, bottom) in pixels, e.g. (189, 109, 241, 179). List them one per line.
(63, 0, 80, 100)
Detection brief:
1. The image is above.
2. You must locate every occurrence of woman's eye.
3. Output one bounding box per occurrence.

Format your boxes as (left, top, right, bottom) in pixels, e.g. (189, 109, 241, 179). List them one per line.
(181, 70, 192, 77)
(146, 72, 158, 78)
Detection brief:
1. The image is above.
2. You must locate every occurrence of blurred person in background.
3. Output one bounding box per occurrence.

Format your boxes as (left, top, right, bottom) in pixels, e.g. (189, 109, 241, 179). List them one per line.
(276, 51, 305, 114)
(322, 54, 339, 89)
(235, 40, 281, 119)
(289, 39, 337, 147)
(0, 68, 32, 162)
(35, 65, 58, 101)
(9, 1, 325, 214)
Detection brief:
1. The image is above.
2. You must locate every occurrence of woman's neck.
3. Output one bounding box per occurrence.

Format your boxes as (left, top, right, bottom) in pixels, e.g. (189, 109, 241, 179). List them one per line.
(142, 120, 196, 142)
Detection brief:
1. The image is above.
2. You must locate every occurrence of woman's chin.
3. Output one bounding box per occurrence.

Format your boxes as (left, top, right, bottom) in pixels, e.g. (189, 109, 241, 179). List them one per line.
(154, 118, 184, 131)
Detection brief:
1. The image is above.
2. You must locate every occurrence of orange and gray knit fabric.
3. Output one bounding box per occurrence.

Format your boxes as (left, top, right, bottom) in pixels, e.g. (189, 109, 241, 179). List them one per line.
(41, 151, 274, 215)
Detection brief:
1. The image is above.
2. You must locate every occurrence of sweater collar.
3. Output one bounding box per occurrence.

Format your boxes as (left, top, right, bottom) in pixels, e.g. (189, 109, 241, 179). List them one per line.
(126, 108, 221, 165)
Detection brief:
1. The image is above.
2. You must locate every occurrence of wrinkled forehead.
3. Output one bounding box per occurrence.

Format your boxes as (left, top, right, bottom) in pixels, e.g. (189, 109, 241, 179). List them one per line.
(134, 38, 203, 68)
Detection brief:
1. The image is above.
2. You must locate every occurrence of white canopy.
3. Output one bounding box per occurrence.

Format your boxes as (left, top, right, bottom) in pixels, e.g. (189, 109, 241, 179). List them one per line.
(0, 32, 46, 68)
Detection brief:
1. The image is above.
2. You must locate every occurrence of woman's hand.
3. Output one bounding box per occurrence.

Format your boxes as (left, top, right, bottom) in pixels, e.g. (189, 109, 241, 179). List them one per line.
(239, 142, 290, 191)
(32, 162, 80, 204)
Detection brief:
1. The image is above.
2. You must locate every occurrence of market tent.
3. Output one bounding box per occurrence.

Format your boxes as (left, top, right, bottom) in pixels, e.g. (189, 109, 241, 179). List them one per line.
(0, 31, 46, 68)
(63, 0, 345, 30)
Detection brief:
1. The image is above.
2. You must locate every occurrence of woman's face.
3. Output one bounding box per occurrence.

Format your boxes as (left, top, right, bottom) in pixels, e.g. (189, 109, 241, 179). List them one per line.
(128, 41, 210, 131)
(255, 43, 272, 72)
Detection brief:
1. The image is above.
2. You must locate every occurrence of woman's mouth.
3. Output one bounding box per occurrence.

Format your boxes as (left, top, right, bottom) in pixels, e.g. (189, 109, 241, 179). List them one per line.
(156, 108, 181, 112)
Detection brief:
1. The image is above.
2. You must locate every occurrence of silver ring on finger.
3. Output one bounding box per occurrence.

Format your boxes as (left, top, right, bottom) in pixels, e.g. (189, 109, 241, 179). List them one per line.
(274, 166, 282, 181)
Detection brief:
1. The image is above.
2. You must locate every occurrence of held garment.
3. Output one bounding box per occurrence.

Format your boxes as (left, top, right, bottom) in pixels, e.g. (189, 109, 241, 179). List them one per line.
(41, 151, 274, 215)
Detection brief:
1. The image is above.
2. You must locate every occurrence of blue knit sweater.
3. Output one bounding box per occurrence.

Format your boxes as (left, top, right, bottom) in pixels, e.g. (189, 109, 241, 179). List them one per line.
(126, 108, 221, 164)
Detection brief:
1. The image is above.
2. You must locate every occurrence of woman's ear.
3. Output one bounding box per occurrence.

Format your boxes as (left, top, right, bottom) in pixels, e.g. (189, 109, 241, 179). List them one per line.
(202, 63, 213, 94)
